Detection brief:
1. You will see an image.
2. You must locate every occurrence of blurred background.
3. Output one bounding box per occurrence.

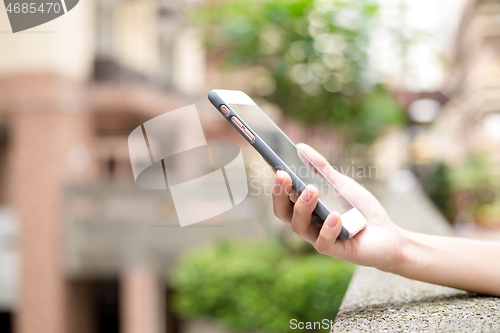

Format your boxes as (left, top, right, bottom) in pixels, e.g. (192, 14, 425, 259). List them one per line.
(0, 0, 499, 332)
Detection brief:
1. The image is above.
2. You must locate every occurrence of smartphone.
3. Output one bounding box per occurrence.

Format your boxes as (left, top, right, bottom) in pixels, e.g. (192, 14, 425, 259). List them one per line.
(208, 89, 367, 239)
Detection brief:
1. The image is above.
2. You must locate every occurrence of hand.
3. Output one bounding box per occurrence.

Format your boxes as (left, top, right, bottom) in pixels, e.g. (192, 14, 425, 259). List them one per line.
(273, 144, 500, 295)
(272, 143, 406, 272)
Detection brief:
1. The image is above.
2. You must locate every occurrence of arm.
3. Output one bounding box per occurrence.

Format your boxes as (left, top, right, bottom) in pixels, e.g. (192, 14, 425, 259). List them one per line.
(272, 143, 500, 296)
(396, 231, 500, 296)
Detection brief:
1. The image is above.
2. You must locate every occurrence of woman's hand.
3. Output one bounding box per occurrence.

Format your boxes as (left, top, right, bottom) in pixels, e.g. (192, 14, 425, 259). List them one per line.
(272, 143, 406, 272)
(273, 143, 500, 295)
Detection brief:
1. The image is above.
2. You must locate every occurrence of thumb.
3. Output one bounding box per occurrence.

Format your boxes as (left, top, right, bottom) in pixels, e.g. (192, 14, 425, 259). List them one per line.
(315, 212, 343, 255)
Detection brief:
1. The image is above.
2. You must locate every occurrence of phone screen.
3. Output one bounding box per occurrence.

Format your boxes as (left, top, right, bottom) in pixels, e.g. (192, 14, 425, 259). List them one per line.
(226, 102, 354, 215)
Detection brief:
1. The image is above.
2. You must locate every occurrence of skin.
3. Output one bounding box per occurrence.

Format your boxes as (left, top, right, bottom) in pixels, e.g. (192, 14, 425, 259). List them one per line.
(272, 143, 500, 296)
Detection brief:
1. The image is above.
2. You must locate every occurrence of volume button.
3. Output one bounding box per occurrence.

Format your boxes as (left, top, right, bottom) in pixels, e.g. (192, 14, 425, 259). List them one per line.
(231, 116, 244, 128)
(243, 128, 255, 141)
(231, 116, 255, 142)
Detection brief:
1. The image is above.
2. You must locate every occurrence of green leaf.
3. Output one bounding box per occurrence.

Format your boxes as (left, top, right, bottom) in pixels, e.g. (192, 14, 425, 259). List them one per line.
(170, 240, 355, 333)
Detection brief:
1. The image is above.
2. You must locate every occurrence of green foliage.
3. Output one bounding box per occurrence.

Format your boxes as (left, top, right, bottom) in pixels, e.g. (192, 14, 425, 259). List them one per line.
(170, 240, 355, 333)
(419, 154, 500, 224)
(418, 162, 455, 222)
(450, 154, 498, 193)
(449, 153, 499, 215)
(193, 0, 404, 144)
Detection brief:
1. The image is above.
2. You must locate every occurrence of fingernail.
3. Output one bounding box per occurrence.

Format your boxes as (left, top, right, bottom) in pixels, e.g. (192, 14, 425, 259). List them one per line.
(301, 184, 317, 202)
(326, 212, 339, 229)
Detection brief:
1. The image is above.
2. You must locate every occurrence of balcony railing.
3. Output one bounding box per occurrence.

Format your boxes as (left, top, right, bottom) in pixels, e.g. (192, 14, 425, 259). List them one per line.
(64, 182, 269, 277)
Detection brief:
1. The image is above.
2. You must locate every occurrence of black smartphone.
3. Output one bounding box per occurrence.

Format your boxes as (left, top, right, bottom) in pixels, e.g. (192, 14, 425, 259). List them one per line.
(208, 89, 367, 239)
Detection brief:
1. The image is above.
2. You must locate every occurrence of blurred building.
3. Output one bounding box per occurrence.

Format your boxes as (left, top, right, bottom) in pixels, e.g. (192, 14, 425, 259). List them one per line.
(0, 1, 269, 333)
(430, 0, 500, 167)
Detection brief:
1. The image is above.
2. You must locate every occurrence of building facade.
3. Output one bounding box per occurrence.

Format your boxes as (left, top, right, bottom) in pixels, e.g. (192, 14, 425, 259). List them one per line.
(0, 1, 268, 333)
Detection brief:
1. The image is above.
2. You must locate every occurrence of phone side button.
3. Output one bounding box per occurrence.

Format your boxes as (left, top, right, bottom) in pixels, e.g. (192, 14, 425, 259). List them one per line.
(243, 128, 255, 142)
(220, 105, 230, 116)
(231, 116, 244, 128)
(231, 116, 255, 142)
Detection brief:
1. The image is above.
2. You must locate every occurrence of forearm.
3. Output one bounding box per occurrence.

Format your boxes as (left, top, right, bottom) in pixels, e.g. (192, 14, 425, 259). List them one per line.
(389, 230, 500, 296)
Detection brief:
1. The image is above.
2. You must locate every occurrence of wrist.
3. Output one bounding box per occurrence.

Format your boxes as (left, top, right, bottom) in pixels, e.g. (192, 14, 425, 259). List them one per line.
(378, 227, 417, 274)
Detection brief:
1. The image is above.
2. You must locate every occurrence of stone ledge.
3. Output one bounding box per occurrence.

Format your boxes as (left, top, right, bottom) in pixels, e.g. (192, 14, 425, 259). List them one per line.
(332, 185, 500, 332)
(332, 267, 500, 332)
